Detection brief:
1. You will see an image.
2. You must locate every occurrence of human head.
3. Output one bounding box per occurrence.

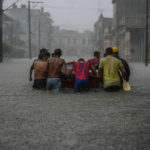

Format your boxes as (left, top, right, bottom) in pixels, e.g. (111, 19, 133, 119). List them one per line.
(45, 52, 50, 60)
(112, 47, 119, 57)
(78, 58, 85, 63)
(94, 51, 100, 59)
(54, 49, 62, 57)
(40, 48, 48, 55)
(52, 53, 55, 57)
(106, 47, 113, 56)
(103, 53, 106, 57)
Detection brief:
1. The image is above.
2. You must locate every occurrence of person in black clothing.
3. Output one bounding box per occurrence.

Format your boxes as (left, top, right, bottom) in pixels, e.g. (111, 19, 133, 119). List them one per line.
(112, 47, 130, 81)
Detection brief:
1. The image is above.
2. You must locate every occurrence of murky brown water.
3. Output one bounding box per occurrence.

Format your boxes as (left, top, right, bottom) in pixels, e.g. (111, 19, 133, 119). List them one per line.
(0, 59, 150, 150)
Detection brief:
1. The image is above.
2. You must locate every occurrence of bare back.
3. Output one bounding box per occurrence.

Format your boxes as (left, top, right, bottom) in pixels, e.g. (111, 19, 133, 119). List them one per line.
(34, 60, 47, 79)
(47, 57, 65, 78)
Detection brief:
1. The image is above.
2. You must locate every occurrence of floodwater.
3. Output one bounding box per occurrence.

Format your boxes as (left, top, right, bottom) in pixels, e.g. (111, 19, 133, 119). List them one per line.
(0, 59, 150, 150)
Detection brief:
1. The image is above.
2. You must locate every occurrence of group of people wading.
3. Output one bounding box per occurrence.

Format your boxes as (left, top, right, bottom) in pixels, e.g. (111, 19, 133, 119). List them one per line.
(29, 47, 130, 92)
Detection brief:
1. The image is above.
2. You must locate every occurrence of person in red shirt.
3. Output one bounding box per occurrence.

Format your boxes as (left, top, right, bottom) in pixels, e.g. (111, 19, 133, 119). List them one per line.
(88, 51, 100, 69)
(72, 58, 96, 92)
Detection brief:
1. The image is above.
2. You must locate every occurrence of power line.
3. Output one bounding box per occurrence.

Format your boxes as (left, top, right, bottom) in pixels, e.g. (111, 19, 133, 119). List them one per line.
(3, 0, 19, 12)
(44, 5, 113, 12)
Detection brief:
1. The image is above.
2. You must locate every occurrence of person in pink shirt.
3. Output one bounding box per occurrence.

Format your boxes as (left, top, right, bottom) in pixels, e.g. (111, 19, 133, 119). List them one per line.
(72, 58, 96, 92)
(88, 51, 100, 69)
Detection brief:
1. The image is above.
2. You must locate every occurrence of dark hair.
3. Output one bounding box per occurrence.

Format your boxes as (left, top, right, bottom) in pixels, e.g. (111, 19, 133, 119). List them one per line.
(55, 49, 62, 57)
(38, 53, 43, 59)
(106, 47, 113, 55)
(103, 53, 107, 57)
(94, 51, 100, 57)
(78, 58, 85, 62)
(40, 48, 48, 55)
(46, 52, 50, 57)
(52, 53, 55, 57)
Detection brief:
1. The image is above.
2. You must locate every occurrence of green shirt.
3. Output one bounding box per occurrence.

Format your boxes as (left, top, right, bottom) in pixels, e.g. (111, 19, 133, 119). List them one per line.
(99, 55, 123, 88)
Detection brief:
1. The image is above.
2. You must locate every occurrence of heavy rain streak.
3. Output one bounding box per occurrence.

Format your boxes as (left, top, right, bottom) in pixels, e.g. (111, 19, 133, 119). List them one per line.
(0, 0, 150, 150)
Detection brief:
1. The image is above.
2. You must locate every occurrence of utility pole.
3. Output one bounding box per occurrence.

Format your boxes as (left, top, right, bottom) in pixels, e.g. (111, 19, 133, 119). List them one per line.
(145, 0, 149, 66)
(10, 23, 13, 50)
(28, 0, 32, 59)
(38, 18, 41, 50)
(28, 1, 43, 59)
(0, 0, 3, 62)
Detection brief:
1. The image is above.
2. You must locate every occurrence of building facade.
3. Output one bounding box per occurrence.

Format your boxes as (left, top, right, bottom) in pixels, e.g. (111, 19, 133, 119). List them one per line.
(112, 0, 150, 62)
(94, 14, 113, 55)
(51, 27, 94, 59)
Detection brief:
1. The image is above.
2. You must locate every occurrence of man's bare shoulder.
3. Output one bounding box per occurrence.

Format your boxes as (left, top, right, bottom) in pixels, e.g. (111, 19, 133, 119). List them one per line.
(56, 57, 65, 63)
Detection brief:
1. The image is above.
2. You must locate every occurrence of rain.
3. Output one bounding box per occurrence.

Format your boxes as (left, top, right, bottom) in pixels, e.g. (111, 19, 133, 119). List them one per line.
(0, 0, 150, 150)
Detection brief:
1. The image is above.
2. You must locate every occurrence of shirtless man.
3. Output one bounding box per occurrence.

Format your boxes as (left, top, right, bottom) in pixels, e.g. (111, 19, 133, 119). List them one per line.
(30, 53, 48, 90)
(29, 48, 49, 81)
(46, 49, 66, 92)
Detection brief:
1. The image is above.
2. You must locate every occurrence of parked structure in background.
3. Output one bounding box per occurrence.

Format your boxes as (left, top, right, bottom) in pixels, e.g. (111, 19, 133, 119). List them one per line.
(94, 14, 113, 55)
(6, 5, 53, 57)
(51, 26, 94, 58)
(94, 0, 150, 62)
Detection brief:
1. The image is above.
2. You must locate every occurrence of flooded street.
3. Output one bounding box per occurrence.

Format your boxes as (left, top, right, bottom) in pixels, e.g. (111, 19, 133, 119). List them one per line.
(0, 59, 150, 150)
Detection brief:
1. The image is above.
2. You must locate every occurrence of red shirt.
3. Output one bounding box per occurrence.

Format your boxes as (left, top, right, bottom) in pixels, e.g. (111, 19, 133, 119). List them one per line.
(88, 58, 99, 67)
(73, 62, 91, 80)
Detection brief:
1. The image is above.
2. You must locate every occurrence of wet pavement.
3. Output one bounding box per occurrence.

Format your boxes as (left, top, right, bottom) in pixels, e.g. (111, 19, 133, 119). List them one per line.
(0, 59, 150, 150)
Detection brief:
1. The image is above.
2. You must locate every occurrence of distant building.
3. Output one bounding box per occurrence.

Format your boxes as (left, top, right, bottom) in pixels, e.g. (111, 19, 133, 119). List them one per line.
(51, 27, 94, 58)
(94, 14, 113, 55)
(112, 0, 150, 62)
(6, 5, 53, 57)
(3, 13, 28, 58)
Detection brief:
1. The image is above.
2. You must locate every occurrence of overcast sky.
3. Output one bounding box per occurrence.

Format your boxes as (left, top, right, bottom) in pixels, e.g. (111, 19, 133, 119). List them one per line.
(4, 0, 113, 31)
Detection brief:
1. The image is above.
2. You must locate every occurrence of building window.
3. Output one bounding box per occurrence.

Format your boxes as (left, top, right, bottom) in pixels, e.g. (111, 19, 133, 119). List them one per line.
(82, 38, 86, 45)
(68, 38, 71, 44)
(88, 38, 91, 44)
(73, 39, 77, 45)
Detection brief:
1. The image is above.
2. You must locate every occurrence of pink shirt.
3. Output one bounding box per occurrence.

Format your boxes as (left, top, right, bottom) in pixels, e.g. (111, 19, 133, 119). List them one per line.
(73, 62, 91, 80)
